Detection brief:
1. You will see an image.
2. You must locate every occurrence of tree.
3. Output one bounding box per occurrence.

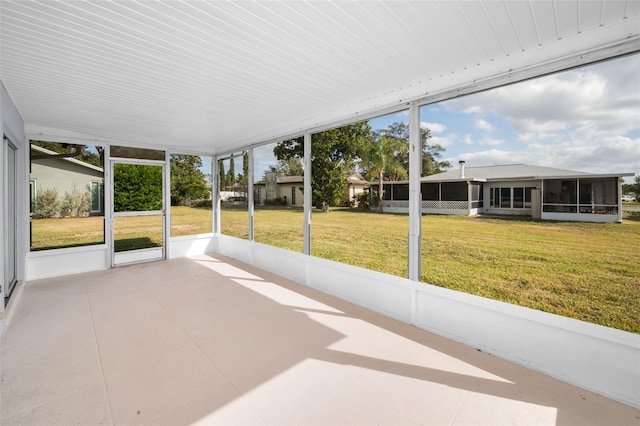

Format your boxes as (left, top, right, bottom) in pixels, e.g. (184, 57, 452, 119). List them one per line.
(113, 164, 163, 211)
(622, 176, 640, 197)
(371, 122, 450, 177)
(274, 122, 372, 209)
(170, 154, 209, 206)
(31, 140, 103, 167)
(218, 160, 227, 191)
(263, 157, 304, 179)
(360, 133, 408, 212)
(226, 157, 236, 188)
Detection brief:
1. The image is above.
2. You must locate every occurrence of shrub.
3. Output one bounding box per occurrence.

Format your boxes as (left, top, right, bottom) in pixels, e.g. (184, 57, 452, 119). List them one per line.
(61, 183, 91, 217)
(264, 197, 287, 206)
(354, 192, 371, 209)
(33, 188, 61, 218)
(191, 199, 212, 208)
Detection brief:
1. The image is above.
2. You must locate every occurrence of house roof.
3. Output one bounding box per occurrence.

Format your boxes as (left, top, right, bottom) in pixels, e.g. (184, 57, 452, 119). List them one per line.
(30, 144, 104, 173)
(347, 172, 368, 185)
(278, 176, 303, 184)
(2, 1, 638, 154)
(420, 164, 634, 183)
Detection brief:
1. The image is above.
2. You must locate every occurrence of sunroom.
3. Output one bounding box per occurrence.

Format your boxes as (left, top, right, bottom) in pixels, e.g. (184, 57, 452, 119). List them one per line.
(1, 1, 639, 423)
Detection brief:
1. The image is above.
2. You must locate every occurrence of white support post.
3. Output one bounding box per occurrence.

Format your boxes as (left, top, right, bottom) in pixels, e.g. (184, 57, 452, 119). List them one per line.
(105, 146, 113, 267)
(303, 132, 312, 255)
(248, 148, 254, 240)
(617, 177, 623, 223)
(408, 103, 422, 281)
(164, 150, 171, 260)
(213, 156, 221, 234)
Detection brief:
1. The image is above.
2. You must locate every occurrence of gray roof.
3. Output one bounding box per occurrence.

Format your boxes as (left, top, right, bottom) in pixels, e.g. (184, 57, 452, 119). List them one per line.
(421, 164, 608, 182)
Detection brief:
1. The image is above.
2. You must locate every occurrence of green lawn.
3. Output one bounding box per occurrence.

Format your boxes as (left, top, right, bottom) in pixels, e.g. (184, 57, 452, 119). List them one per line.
(31, 206, 640, 333)
(238, 207, 640, 333)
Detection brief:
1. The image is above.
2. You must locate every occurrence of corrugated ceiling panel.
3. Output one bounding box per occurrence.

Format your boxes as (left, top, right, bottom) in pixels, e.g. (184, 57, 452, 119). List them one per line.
(531, 1, 559, 45)
(482, 1, 524, 55)
(1, 0, 638, 152)
(579, 0, 604, 31)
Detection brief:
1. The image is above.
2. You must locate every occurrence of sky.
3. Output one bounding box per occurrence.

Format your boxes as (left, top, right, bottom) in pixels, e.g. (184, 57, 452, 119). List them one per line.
(249, 53, 639, 183)
(370, 53, 640, 183)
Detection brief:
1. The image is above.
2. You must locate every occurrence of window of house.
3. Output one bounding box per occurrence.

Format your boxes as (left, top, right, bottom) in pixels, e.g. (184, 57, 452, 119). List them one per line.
(442, 182, 468, 201)
(524, 187, 533, 208)
(30, 141, 104, 250)
(500, 187, 511, 208)
(29, 179, 36, 214)
(422, 183, 439, 200)
(513, 187, 524, 208)
(382, 184, 392, 200)
(470, 183, 483, 208)
(393, 184, 409, 200)
(170, 154, 212, 236)
(291, 186, 296, 205)
(90, 181, 102, 213)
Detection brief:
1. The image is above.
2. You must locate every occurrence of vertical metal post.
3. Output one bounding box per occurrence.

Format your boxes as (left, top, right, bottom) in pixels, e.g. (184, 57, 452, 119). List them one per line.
(164, 151, 170, 260)
(408, 103, 422, 281)
(213, 155, 221, 234)
(303, 132, 312, 255)
(248, 147, 254, 240)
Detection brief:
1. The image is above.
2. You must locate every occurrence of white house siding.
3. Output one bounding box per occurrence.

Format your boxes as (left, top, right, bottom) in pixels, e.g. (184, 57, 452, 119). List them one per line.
(31, 158, 103, 198)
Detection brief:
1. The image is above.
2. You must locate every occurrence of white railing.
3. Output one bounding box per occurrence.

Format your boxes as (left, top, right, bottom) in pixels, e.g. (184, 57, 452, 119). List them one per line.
(422, 200, 468, 210)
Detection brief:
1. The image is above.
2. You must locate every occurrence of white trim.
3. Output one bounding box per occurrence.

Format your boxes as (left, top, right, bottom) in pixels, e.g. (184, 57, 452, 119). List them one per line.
(113, 247, 163, 266)
(303, 132, 311, 256)
(408, 103, 421, 281)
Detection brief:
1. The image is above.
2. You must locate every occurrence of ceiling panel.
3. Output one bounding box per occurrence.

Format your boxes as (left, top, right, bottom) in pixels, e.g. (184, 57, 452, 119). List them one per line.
(1, 0, 638, 154)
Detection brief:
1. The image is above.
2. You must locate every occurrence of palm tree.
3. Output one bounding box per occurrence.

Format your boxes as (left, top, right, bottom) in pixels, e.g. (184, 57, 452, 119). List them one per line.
(363, 133, 408, 213)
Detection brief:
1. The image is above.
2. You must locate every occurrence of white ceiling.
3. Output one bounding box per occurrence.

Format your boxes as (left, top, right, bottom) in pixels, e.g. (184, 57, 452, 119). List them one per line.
(1, 0, 639, 155)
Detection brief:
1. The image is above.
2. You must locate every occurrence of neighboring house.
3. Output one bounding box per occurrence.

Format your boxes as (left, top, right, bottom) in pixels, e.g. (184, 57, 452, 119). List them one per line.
(345, 172, 368, 205)
(254, 173, 304, 206)
(379, 162, 634, 223)
(30, 144, 104, 216)
(254, 172, 368, 207)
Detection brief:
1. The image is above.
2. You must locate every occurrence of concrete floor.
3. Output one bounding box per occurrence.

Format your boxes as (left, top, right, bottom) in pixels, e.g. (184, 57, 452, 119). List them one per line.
(2, 254, 639, 425)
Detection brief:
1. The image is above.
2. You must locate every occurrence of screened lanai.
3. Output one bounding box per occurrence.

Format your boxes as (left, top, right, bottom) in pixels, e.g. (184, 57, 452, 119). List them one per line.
(1, 1, 640, 423)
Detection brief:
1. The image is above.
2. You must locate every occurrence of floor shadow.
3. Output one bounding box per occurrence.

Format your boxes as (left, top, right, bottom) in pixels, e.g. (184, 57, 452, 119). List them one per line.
(113, 236, 160, 252)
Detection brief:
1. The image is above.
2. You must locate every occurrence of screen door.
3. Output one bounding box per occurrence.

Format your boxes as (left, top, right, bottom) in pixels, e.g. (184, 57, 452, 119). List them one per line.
(111, 160, 166, 266)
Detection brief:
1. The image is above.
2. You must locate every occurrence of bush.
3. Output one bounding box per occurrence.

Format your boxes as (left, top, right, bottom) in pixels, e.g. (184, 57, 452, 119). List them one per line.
(353, 192, 370, 209)
(61, 184, 91, 217)
(33, 188, 61, 218)
(190, 199, 212, 208)
(264, 197, 287, 206)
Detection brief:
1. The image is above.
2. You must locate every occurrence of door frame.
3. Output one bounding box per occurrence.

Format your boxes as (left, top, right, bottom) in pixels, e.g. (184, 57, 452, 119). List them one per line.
(3, 137, 17, 301)
(110, 158, 167, 267)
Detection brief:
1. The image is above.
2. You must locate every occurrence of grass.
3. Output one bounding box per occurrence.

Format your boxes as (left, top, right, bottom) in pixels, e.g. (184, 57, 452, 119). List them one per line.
(30, 206, 640, 333)
(238, 207, 640, 333)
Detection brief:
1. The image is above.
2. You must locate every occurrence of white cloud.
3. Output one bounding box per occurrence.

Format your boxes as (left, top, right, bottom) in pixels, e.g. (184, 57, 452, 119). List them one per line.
(463, 134, 474, 145)
(421, 121, 447, 133)
(444, 54, 640, 138)
(480, 138, 505, 146)
(430, 135, 457, 147)
(447, 135, 640, 176)
(473, 118, 494, 132)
